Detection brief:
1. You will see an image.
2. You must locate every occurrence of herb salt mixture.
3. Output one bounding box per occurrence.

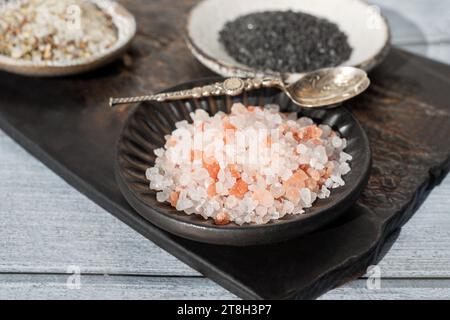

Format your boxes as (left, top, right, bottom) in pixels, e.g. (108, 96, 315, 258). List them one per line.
(0, 0, 117, 62)
(220, 10, 353, 73)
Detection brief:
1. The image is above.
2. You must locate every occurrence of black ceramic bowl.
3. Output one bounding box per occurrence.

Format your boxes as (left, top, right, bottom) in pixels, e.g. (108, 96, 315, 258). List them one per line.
(115, 78, 371, 246)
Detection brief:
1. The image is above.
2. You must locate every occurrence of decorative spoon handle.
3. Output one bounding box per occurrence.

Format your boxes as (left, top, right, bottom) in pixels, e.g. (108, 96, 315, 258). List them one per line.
(109, 77, 283, 107)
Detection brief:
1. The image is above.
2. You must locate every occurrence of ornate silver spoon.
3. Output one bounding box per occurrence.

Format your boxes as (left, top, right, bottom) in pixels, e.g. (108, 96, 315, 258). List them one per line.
(109, 66, 370, 108)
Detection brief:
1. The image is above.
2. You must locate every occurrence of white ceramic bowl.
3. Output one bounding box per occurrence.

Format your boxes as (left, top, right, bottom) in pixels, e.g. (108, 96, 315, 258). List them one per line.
(186, 0, 390, 81)
(0, 0, 136, 77)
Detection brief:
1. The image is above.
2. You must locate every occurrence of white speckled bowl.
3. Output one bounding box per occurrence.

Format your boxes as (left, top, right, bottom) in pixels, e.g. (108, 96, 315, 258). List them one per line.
(186, 0, 390, 81)
(0, 0, 136, 77)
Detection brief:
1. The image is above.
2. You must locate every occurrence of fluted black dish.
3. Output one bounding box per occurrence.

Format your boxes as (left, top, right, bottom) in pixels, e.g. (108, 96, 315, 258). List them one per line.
(115, 77, 371, 246)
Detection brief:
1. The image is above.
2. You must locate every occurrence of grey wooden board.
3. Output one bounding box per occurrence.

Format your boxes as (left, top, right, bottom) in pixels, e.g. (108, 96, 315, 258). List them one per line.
(0, 274, 237, 300)
(1, 275, 450, 300)
(0, 132, 197, 277)
(321, 280, 450, 300)
(1, 0, 450, 299)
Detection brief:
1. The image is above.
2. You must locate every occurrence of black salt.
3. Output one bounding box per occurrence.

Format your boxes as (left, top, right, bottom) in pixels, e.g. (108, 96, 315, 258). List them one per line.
(219, 10, 353, 73)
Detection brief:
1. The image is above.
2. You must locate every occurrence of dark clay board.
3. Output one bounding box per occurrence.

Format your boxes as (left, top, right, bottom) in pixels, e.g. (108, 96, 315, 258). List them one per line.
(1, 1, 450, 299)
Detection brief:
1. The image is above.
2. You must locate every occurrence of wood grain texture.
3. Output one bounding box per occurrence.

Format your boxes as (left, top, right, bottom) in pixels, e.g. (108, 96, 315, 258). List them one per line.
(0, 131, 198, 276)
(0, 274, 236, 300)
(321, 279, 450, 300)
(1, 0, 450, 300)
(1, 273, 450, 300)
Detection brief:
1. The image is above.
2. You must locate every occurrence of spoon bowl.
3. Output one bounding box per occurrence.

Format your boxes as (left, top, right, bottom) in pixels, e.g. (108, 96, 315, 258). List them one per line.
(284, 67, 371, 107)
(110, 67, 370, 108)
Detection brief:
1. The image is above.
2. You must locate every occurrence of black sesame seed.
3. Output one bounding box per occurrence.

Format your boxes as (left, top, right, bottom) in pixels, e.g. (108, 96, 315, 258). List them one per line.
(219, 10, 353, 73)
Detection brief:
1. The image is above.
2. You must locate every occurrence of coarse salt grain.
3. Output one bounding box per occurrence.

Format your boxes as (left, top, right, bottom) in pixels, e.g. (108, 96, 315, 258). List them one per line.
(0, 0, 117, 62)
(146, 103, 352, 225)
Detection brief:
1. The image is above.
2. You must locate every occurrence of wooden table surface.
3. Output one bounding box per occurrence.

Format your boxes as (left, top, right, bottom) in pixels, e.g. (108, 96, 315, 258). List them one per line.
(1, 0, 449, 300)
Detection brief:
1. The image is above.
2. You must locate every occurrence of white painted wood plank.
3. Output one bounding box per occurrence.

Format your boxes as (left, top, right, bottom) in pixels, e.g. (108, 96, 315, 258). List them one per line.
(376, 180, 450, 277)
(370, 0, 450, 44)
(1, 273, 450, 300)
(0, 274, 237, 300)
(0, 131, 198, 276)
(321, 279, 450, 300)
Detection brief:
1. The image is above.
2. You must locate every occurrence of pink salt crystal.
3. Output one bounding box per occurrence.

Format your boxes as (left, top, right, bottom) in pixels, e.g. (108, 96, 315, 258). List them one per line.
(165, 137, 177, 147)
(270, 184, 285, 198)
(229, 179, 248, 198)
(252, 188, 274, 208)
(306, 179, 319, 193)
(214, 212, 230, 225)
(285, 188, 300, 204)
(207, 183, 216, 197)
(203, 158, 220, 180)
(307, 168, 321, 181)
(283, 169, 308, 190)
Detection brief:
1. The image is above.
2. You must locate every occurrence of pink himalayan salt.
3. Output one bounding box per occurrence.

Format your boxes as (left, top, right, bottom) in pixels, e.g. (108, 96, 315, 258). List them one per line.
(252, 188, 275, 208)
(146, 103, 352, 225)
